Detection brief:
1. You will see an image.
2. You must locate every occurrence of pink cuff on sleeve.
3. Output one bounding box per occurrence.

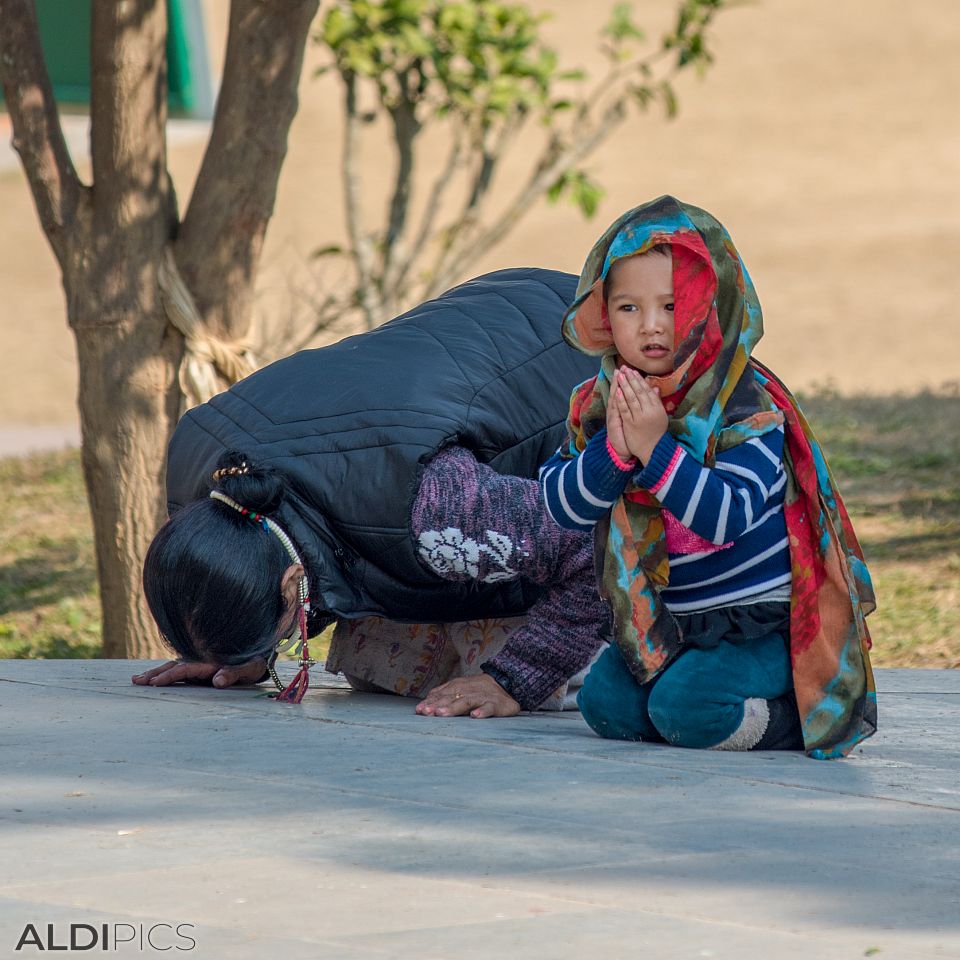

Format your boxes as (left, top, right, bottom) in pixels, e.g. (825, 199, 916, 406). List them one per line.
(648, 445, 684, 494)
(606, 438, 637, 471)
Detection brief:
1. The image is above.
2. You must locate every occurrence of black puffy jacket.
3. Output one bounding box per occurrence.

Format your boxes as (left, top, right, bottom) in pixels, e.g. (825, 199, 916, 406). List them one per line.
(166, 268, 595, 624)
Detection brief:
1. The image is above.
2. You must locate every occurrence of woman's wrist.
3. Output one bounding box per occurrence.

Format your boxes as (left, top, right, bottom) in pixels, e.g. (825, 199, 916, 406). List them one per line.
(480, 662, 520, 701)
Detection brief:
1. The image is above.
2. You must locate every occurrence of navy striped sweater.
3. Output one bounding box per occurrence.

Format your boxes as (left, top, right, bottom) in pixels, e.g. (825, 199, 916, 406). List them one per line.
(539, 425, 792, 614)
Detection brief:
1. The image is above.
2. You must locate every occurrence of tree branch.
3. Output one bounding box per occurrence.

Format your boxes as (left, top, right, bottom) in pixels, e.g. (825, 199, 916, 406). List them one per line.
(287, 290, 351, 353)
(390, 130, 464, 302)
(423, 48, 685, 299)
(379, 74, 422, 296)
(89, 0, 175, 237)
(423, 122, 492, 295)
(178, 0, 320, 336)
(342, 72, 384, 329)
(423, 106, 530, 296)
(426, 99, 628, 298)
(0, 0, 83, 265)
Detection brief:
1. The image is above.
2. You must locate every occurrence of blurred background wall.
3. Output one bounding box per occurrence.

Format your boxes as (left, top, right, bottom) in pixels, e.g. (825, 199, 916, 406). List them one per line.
(1, 0, 957, 446)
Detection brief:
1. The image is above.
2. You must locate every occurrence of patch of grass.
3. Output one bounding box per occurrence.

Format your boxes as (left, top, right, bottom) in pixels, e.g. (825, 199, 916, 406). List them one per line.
(1, 390, 957, 668)
(0, 449, 333, 663)
(797, 388, 960, 667)
(0, 450, 101, 659)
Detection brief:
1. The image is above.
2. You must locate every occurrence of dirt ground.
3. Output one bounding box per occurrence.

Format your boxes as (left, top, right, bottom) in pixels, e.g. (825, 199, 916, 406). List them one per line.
(1, 0, 958, 432)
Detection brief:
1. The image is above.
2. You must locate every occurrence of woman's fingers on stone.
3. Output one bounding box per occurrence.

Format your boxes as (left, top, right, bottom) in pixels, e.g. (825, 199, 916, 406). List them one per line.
(470, 698, 511, 718)
(156, 661, 216, 686)
(152, 663, 193, 685)
(416, 681, 461, 715)
(141, 661, 192, 686)
(437, 697, 475, 717)
(213, 659, 266, 688)
(423, 693, 473, 717)
(418, 689, 481, 717)
(471, 696, 520, 718)
(134, 658, 265, 689)
(212, 667, 239, 688)
(144, 668, 183, 686)
(416, 676, 518, 718)
(419, 679, 456, 704)
(131, 660, 179, 684)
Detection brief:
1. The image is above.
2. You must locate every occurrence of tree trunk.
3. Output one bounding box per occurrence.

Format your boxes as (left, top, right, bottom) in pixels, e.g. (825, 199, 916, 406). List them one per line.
(79, 0, 181, 657)
(74, 306, 184, 658)
(2, 0, 319, 658)
(64, 214, 184, 659)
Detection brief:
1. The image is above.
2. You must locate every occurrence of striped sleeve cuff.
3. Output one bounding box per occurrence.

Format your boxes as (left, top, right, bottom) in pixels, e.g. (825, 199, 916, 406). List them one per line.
(605, 437, 637, 472)
(541, 428, 635, 529)
(634, 433, 684, 494)
(581, 429, 638, 500)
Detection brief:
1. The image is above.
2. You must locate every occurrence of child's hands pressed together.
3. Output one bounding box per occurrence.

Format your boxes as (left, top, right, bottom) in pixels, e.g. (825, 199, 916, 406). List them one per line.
(606, 376, 633, 463)
(614, 366, 669, 464)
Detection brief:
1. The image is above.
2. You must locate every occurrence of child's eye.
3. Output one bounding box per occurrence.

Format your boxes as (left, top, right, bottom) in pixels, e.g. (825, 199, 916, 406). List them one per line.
(665, 303, 674, 312)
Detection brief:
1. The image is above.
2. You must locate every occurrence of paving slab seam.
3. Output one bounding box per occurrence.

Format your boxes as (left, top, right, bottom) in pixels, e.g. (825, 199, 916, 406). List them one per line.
(24, 744, 955, 840)
(4, 675, 959, 814)
(309, 901, 958, 951)
(311, 902, 951, 950)
(0, 857, 652, 897)
(5, 866, 950, 946)
(12, 758, 955, 887)
(347, 887, 960, 945)
(116, 741, 960, 814)
(10, 715, 955, 816)
(3, 765, 747, 851)
(0, 677, 340, 715)
(124, 729, 960, 816)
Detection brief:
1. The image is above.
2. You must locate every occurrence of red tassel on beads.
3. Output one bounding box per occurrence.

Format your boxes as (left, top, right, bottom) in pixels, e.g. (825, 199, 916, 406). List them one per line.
(275, 604, 313, 704)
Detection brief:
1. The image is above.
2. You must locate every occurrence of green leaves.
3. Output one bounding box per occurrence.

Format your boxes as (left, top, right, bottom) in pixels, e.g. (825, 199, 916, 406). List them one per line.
(318, 0, 729, 126)
(310, 244, 347, 260)
(313, 0, 732, 322)
(547, 169, 605, 218)
(318, 0, 560, 120)
(663, 0, 727, 74)
(604, 3, 646, 42)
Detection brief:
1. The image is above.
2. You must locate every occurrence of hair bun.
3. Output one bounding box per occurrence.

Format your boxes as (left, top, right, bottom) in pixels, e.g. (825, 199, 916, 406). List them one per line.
(211, 450, 285, 515)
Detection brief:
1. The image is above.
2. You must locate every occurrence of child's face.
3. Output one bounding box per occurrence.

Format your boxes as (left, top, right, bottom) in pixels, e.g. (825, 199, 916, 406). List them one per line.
(606, 251, 674, 376)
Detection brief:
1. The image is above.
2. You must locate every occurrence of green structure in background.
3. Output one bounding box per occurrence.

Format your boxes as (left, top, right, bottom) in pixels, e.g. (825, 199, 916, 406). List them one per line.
(27, 0, 214, 117)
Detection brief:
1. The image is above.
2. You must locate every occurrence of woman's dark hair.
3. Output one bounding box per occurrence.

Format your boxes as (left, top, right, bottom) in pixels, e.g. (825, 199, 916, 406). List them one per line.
(143, 451, 292, 666)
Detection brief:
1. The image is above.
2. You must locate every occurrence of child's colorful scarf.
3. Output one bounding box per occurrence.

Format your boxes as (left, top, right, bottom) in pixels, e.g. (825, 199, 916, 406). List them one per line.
(560, 196, 876, 758)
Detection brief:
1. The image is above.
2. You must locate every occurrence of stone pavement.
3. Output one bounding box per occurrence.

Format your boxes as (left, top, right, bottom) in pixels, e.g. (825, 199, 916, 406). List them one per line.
(0, 660, 957, 959)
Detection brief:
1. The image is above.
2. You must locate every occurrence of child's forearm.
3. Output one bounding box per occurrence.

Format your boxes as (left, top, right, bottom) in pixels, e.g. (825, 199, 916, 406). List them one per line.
(539, 428, 634, 530)
(634, 428, 787, 544)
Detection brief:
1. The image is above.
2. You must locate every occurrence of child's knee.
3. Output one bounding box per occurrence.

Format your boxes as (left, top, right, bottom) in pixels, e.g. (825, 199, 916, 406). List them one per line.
(647, 666, 740, 749)
(577, 645, 659, 742)
(577, 687, 642, 741)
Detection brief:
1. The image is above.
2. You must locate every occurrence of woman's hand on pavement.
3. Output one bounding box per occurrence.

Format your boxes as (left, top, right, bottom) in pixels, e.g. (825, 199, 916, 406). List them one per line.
(415, 673, 521, 718)
(131, 658, 268, 689)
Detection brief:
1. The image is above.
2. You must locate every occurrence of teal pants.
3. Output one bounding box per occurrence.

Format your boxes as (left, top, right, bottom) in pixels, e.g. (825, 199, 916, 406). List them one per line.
(577, 632, 793, 748)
